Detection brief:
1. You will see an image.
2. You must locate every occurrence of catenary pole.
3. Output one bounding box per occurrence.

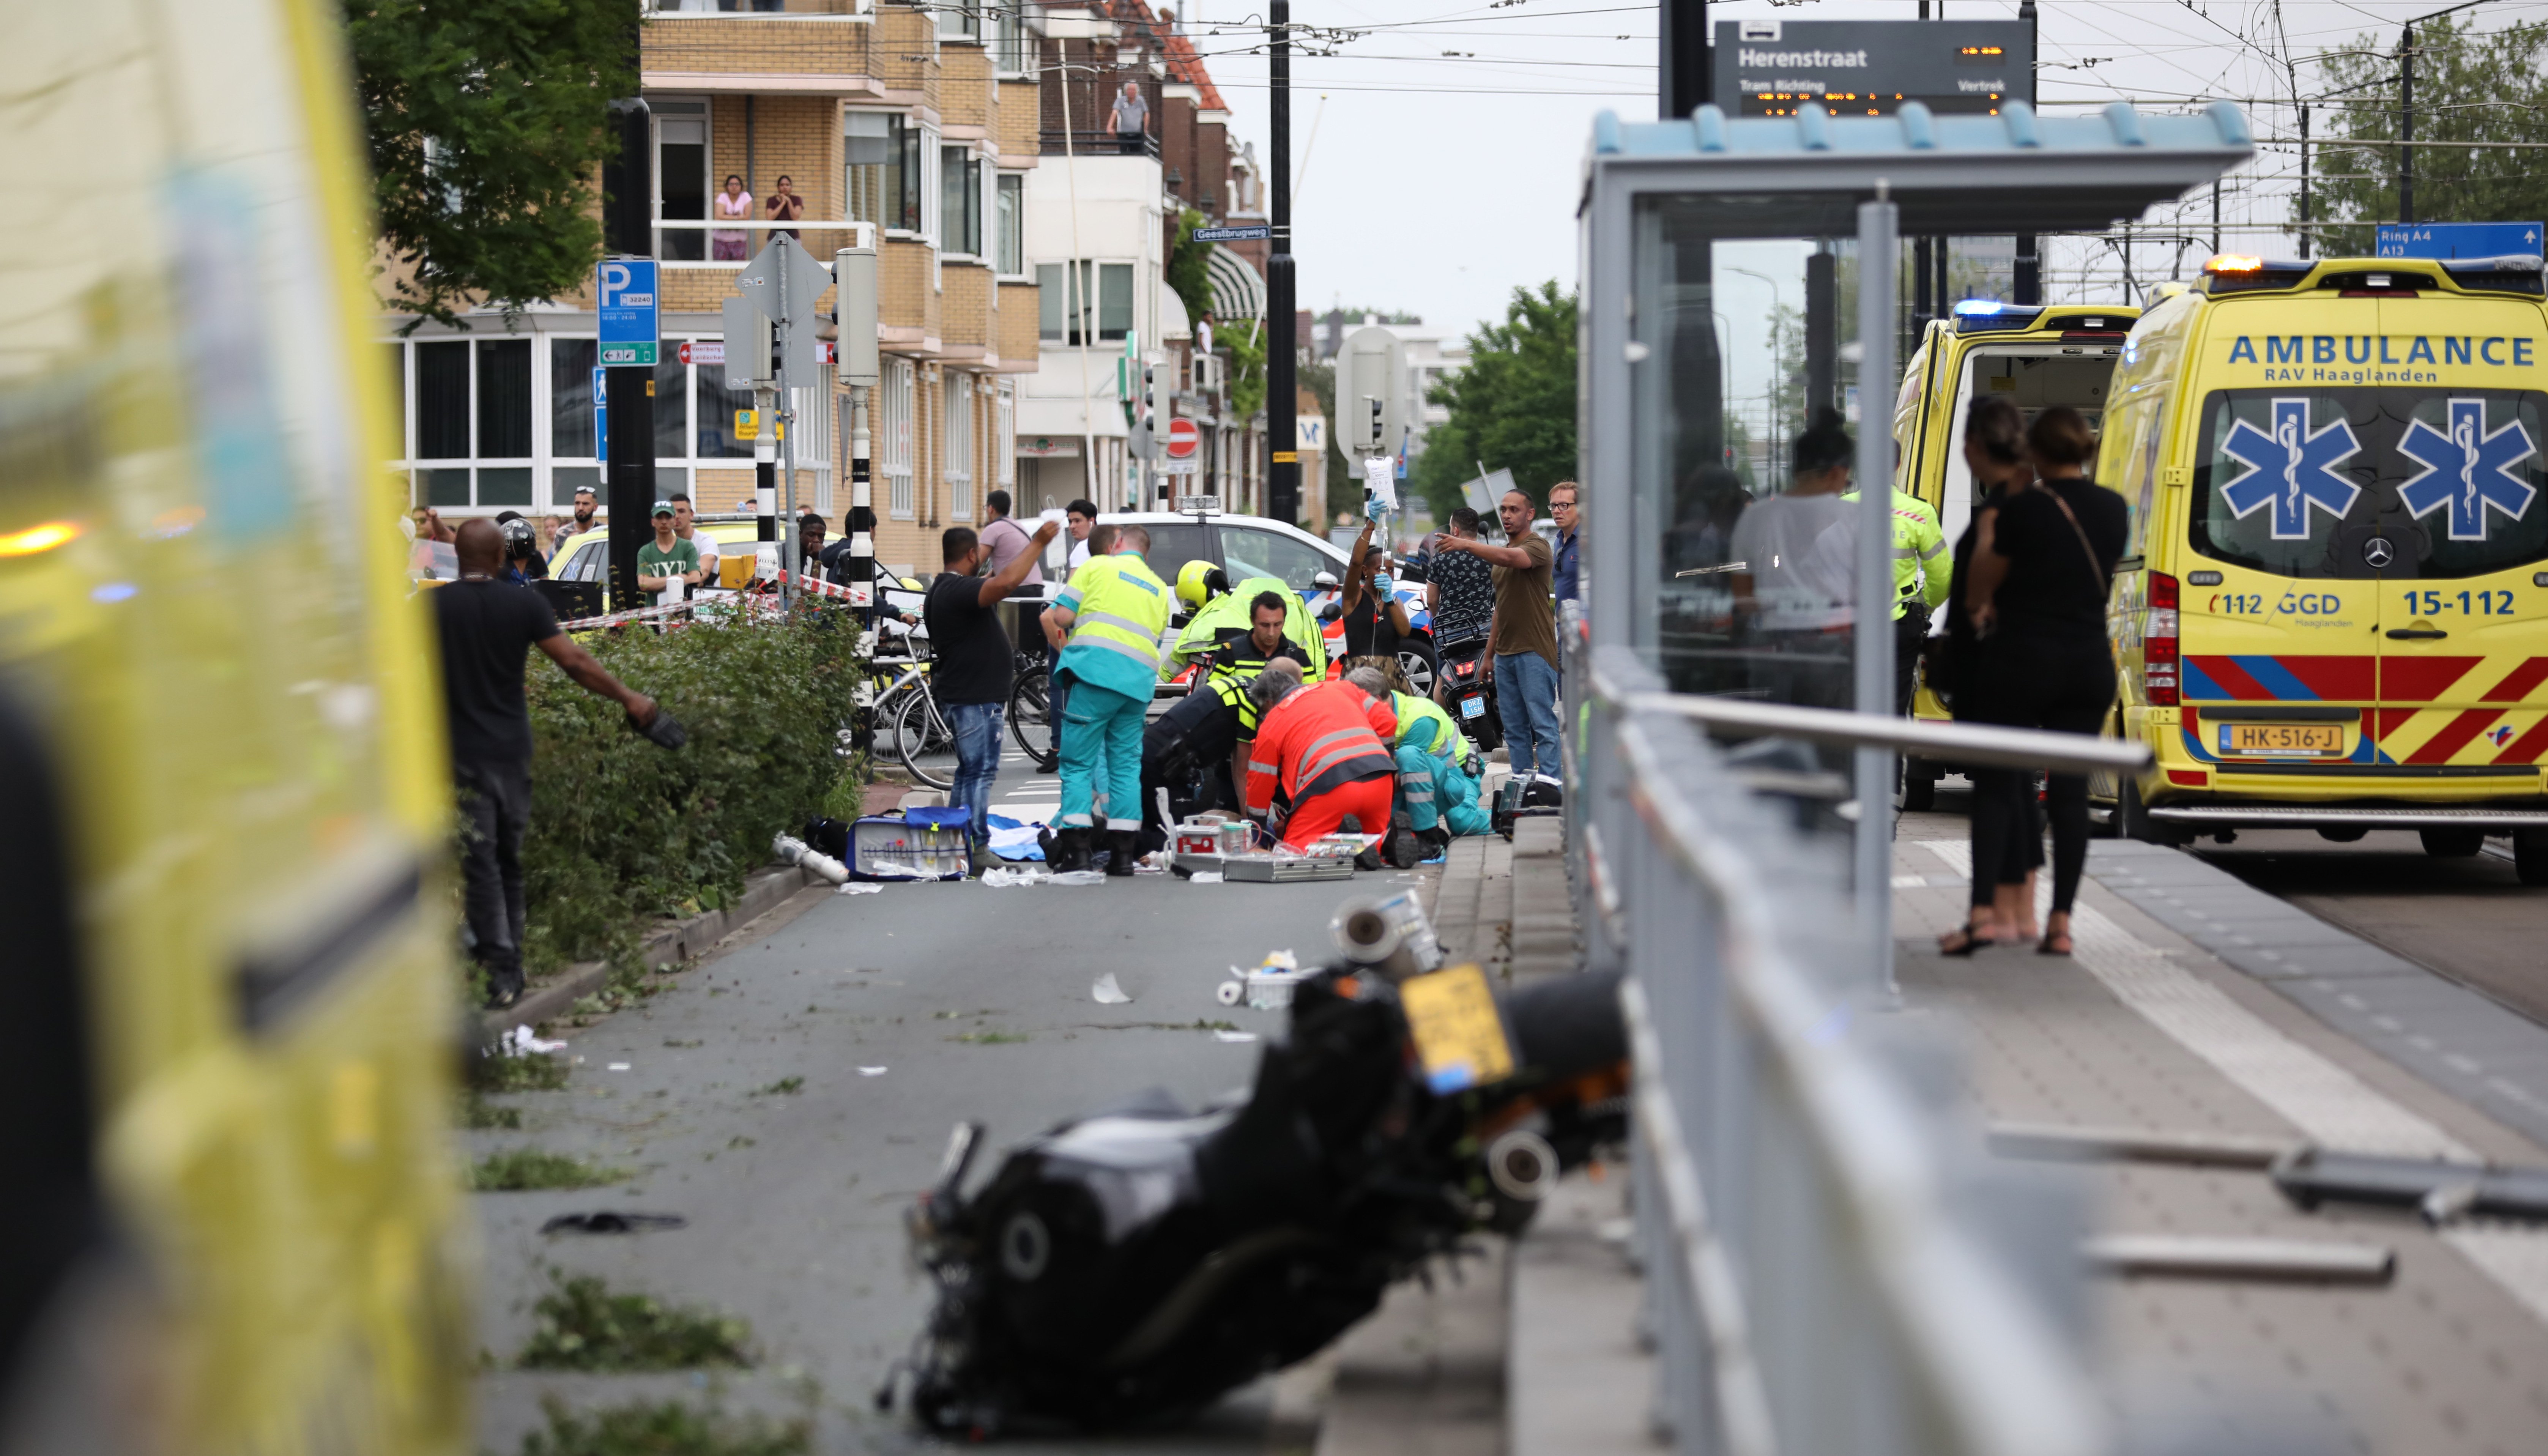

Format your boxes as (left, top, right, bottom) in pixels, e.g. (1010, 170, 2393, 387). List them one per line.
(1267, 0, 1298, 527)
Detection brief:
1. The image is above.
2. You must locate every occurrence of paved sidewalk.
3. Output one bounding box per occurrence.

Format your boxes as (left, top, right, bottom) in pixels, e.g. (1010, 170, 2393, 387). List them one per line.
(1894, 821, 2548, 1454)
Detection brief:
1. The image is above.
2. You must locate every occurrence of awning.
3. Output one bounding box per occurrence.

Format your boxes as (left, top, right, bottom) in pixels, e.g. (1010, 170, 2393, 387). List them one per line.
(1205, 245, 1264, 322)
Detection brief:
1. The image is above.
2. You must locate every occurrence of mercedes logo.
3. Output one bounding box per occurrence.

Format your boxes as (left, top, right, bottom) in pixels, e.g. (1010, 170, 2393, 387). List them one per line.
(2364, 536, 2395, 569)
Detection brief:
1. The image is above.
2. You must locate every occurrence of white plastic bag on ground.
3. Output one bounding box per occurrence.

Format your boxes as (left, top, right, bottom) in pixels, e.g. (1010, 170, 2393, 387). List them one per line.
(1092, 973, 1132, 1005)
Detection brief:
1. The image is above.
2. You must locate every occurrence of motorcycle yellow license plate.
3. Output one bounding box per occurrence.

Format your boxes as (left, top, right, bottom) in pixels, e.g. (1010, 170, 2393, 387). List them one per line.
(1400, 963, 1515, 1094)
(2220, 723, 2346, 756)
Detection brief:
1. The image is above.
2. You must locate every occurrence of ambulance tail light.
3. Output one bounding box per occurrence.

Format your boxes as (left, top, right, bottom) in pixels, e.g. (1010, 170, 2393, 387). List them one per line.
(2144, 571, 2180, 707)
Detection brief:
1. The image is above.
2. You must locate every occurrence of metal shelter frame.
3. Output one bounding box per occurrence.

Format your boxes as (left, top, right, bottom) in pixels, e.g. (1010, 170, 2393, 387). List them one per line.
(1571, 98, 2250, 1454)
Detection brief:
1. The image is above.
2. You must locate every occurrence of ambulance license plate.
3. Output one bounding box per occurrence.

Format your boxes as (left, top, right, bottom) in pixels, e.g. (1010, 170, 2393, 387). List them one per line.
(2222, 723, 2345, 756)
(1460, 695, 1485, 720)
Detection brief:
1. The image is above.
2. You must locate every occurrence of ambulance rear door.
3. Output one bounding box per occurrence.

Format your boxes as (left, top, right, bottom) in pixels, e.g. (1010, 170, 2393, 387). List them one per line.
(2363, 294, 2548, 775)
(1935, 341, 2122, 545)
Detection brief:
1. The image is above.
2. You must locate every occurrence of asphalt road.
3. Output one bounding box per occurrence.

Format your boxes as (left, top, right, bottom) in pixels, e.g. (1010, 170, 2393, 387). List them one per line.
(468, 746, 1423, 1454)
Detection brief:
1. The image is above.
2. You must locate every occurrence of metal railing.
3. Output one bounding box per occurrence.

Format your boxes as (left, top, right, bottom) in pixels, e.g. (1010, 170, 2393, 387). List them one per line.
(650, 217, 880, 269)
(1564, 628, 2108, 1456)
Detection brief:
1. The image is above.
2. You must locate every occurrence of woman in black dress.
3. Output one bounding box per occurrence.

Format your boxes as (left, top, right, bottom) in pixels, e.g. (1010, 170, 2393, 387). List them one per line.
(1938, 394, 2041, 954)
(1962, 406, 2128, 956)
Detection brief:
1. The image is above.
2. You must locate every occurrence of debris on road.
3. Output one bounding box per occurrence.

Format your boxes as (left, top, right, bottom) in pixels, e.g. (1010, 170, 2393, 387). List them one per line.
(541, 1211, 690, 1236)
(773, 832, 850, 886)
(980, 867, 1045, 887)
(1091, 973, 1133, 1005)
(837, 882, 884, 895)
(499, 1025, 567, 1056)
(858, 1066, 888, 1076)
(1212, 1029, 1259, 1043)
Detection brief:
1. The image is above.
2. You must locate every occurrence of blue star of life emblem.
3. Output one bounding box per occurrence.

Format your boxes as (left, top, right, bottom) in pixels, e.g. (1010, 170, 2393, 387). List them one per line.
(2217, 399, 2362, 540)
(2396, 399, 2537, 542)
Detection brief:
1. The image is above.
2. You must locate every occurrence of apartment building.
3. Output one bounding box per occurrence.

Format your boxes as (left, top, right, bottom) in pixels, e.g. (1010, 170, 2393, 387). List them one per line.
(379, 0, 1041, 577)
(1013, 1, 1268, 518)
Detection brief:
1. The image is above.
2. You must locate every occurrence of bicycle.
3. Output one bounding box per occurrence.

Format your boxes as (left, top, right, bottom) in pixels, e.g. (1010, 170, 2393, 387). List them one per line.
(1007, 657, 1057, 771)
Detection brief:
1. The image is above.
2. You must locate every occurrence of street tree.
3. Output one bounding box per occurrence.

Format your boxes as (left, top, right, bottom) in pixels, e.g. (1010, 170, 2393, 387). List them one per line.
(2303, 16, 2548, 253)
(1411, 281, 1578, 518)
(347, 0, 637, 326)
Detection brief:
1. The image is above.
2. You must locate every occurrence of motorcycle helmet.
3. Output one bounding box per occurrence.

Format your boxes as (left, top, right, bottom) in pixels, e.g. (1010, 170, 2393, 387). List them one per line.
(498, 516, 538, 560)
(1176, 558, 1220, 610)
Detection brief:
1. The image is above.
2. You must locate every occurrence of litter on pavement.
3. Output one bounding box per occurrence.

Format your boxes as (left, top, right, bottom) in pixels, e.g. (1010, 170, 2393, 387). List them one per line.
(838, 882, 884, 895)
(859, 1066, 888, 1076)
(540, 1212, 687, 1235)
(1092, 973, 1133, 1005)
(1212, 1029, 1259, 1043)
(497, 1026, 566, 1056)
(981, 866, 1045, 887)
(1217, 949, 1314, 1010)
(606, 1062, 631, 1072)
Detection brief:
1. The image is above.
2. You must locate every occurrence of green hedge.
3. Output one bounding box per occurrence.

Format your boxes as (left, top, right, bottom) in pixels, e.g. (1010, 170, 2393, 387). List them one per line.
(517, 607, 862, 973)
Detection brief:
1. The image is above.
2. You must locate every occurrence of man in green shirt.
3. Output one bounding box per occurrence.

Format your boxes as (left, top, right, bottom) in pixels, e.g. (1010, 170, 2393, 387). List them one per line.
(637, 501, 703, 606)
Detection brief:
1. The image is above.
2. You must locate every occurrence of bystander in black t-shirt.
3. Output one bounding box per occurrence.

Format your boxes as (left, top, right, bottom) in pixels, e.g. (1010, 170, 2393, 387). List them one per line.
(923, 572, 1013, 705)
(431, 577, 563, 767)
(1984, 479, 2129, 639)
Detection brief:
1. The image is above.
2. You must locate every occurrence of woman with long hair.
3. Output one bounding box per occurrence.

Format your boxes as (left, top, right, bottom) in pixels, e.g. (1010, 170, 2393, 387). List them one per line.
(1937, 394, 2041, 954)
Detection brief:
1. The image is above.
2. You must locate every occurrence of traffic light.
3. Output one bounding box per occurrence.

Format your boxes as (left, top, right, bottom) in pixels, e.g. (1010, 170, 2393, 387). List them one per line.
(1128, 362, 1157, 459)
(834, 244, 879, 386)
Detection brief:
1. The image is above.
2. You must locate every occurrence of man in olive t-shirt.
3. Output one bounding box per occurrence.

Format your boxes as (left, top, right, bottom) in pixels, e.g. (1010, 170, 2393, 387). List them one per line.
(1432, 487, 1559, 778)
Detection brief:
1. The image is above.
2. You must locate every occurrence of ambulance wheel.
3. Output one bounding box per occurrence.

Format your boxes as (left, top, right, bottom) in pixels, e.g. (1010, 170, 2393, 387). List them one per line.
(2513, 830, 2548, 887)
(1900, 758, 1936, 812)
(2116, 778, 2185, 846)
(2419, 827, 2485, 859)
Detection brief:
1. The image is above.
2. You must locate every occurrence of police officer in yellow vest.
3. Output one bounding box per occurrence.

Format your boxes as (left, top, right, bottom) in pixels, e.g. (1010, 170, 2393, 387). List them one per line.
(1840, 475, 1949, 712)
(1164, 562, 1326, 685)
(1041, 524, 1174, 874)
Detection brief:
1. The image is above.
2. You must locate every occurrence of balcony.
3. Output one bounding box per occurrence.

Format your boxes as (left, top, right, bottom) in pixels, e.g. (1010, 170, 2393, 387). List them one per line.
(1040, 129, 1159, 160)
(642, 0, 871, 16)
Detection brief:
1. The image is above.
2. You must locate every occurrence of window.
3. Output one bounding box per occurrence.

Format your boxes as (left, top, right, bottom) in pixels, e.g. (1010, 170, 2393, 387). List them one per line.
(883, 357, 916, 518)
(551, 337, 597, 456)
(1138, 522, 1212, 587)
(947, 372, 975, 518)
(938, 0, 980, 41)
(652, 356, 688, 463)
(846, 112, 921, 234)
(995, 381, 1015, 487)
(1035, 260, 1131, 344)
(995, 2, 1031, 74)
(408, 337, 531, 507)
(1098, 263, 1134, 341)
(416, 341, 470, 460)
(654, 101, 709, 262)
(695, 362, 755, 459)
(1220, 526, 1338, 596)
(941, 146, 981, 256)
(558, 540, 608, 584)
(995, 173, 1022, 274)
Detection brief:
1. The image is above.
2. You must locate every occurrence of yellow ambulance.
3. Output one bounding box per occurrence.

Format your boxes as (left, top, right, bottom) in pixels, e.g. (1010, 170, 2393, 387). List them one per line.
(2096, 254, 2548, 883)
(1891, 300, 2141, 807)
(1, 2, 472, 1451)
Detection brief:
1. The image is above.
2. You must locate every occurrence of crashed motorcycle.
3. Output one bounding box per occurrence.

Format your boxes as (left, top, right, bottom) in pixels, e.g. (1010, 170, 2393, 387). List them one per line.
(1436, 634, 1500, 756)
(889, 907, 1628, 1435)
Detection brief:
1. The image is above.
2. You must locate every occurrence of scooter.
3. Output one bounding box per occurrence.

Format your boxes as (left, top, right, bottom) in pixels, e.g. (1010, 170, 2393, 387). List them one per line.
(1436, 635, 1501, 755)
(887, 909, 1627, 1435)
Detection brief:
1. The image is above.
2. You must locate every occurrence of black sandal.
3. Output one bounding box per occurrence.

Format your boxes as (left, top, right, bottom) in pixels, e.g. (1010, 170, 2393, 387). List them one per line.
(1938, 923, 1996, 957)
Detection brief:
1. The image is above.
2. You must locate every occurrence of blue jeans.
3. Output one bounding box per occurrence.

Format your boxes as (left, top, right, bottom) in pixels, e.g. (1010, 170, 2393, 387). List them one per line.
(1495, 651, 1561, 779)
(947, 700, 1005, 839)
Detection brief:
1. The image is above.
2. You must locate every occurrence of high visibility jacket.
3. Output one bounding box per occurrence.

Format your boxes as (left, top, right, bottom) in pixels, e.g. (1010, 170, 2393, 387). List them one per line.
(1246, 681, 1398, 818)
(1390, 690, 1476, 772)
(1054, 552, 1173, 699)
(1163, 575, 1328, 681)
(1144, 672, 1257, 780)
(1841, 488, 1949, 619)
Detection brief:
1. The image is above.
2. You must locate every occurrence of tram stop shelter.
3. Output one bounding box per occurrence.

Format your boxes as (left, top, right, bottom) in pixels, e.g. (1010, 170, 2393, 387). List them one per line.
(1568, 100, 2254, 1456)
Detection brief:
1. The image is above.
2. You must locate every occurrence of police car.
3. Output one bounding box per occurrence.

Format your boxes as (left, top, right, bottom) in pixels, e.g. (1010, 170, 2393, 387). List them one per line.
(2096, 253, 2548, 883)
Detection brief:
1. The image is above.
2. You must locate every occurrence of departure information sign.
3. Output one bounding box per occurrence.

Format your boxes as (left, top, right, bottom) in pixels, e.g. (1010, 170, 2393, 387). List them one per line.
(1713, 19, 2034, 118)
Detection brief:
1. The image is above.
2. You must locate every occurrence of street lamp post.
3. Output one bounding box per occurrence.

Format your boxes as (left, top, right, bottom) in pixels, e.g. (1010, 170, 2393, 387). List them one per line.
(1267, 0, 1299, 526)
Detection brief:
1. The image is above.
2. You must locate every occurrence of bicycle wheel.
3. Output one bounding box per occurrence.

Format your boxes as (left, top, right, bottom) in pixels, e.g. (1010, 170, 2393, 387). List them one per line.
(1008, 665, 1057, 769)
(891, 685, 957, 791)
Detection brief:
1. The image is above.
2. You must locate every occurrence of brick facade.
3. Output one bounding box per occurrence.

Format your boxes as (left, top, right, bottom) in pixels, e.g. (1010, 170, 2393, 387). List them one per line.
(380, 1, 1038, 552)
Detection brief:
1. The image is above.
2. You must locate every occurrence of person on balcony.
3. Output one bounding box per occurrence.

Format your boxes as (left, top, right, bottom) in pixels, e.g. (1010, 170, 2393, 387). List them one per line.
(712, 175, 752, 261)
(766, 175, 804, 244)
(1112, 80, 1149, 154)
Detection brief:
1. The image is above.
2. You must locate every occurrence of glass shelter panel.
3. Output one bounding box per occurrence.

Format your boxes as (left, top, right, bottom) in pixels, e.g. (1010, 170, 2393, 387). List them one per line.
(1632, 196, 1870, 718)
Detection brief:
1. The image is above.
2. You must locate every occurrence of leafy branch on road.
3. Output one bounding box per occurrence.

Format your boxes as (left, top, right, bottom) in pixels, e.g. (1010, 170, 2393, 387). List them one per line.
(749, 1077, 804, 1097)
(947, 1030, 1031, 1044)
(470, 1148, 629, 1191)
(517, 1395, 807, 1456)
(517, 1272, 755, 1371)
